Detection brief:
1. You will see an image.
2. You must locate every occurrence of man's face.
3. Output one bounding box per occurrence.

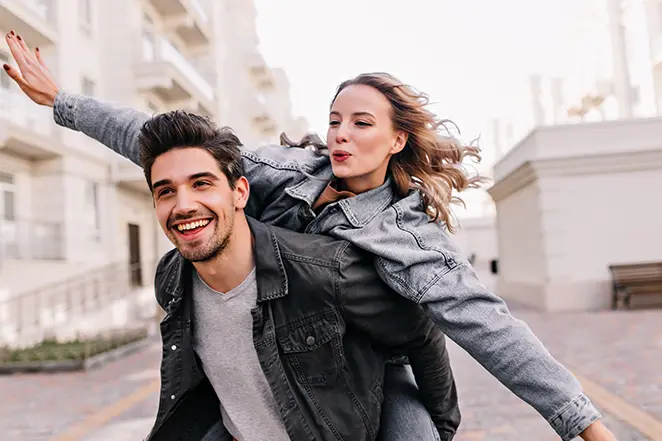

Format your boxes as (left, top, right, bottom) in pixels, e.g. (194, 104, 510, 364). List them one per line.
(150, 147, 249, 262)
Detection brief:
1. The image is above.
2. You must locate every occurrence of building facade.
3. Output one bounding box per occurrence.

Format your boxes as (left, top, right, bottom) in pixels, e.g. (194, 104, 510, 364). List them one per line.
(483, 0, 662, 311)
(0, 0, 306, 345)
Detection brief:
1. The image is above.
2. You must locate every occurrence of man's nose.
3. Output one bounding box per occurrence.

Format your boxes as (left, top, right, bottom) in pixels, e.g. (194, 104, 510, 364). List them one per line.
(173, 189, 197, 214)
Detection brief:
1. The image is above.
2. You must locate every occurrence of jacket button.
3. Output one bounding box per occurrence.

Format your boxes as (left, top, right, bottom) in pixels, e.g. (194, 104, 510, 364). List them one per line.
(170, 394, 175, 400)
(305, 336, 316, 346)
(171, 345, 177, 350)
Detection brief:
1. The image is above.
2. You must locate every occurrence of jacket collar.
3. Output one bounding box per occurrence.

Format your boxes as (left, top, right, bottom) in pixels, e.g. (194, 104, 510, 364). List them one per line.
(283, 161, 396, 228)
(337, 176, 395, 227)
(247, 216, 289, 303)
(160, 216, 289, 313)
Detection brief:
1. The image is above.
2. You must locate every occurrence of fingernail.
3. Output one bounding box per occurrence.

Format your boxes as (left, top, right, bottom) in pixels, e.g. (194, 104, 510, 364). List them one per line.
(16, 35, 22, 41)
(10, 30, 15, 36)
(3, 64, 10, 71)
(36, 47, 40, 52)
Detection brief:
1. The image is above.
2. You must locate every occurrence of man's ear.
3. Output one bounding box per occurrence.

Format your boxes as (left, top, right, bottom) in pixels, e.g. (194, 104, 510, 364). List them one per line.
(234, 176, 250, 209)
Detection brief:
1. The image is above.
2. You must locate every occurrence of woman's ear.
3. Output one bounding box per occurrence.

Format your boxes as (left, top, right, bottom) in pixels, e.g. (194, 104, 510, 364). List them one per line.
(390, 130, 408, 154)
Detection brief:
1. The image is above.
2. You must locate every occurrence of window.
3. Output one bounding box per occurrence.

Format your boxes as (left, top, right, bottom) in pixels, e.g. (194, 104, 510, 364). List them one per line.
(84, 181, 101, 241)
(80, 0, 93, 34)
(82, 77, 95, 96)
(2, 190, 15, 221)
(631, 85, 640, 105)
(0, 53, 10, 89)
(0, 172, 15, 222)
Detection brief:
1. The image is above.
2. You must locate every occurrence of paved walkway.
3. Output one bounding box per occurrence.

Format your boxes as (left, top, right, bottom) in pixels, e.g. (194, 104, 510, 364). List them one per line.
(1, 305, 660, 441)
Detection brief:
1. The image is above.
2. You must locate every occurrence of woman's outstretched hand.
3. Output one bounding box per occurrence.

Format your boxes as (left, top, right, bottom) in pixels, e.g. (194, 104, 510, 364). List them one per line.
(580, 421, 618, 441)
(3, 30, 60, 107)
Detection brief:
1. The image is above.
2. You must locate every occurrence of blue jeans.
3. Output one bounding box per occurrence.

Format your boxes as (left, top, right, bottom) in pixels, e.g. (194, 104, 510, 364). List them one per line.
(377, 364, 441, 441)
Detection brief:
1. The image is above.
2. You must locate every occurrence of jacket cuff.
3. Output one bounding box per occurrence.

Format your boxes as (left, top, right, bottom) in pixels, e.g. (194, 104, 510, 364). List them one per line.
(53, 91, 80, 130)
(438, 430, 455, 441)
(548, 394, 602, 441)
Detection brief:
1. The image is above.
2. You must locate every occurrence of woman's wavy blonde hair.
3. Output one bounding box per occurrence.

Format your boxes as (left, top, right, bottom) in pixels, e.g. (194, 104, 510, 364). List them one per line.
(280, 72, 486, 232)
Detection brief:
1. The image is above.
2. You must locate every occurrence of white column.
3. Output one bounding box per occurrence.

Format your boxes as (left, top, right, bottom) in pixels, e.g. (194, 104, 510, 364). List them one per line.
(606, 0, 634, 117)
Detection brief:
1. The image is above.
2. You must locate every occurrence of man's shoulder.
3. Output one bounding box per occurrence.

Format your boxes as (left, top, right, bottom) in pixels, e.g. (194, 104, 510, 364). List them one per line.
(156, 247, 180, 273)
(268, 224, 364, 267)
(154, 248, 183, 306)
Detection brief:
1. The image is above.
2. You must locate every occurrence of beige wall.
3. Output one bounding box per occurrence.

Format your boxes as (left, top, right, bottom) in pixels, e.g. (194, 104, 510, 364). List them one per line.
(489, 118, 662, 311)
(453, 215, 498, 292)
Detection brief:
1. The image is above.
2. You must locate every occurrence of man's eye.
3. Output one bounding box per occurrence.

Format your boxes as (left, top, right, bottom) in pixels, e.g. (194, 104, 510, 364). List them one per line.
(329, 121, 340, 126)
(194, 181, 210, 188)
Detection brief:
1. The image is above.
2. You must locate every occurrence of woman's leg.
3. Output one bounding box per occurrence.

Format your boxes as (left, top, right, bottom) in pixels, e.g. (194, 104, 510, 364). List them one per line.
(377, 363, 441, 441)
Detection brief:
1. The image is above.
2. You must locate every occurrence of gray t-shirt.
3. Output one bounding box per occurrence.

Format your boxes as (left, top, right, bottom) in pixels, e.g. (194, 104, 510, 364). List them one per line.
(192, 268, 290, 441)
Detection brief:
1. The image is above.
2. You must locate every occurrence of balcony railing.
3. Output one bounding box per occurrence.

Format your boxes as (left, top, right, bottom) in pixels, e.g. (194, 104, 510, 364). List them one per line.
(140, 35, 214, 103)
(0, 87, 56, 138)
(160, 39, 214, 101)
(189, 0, 209, 24)
(23, 0, 50, 21)
(0, 0, 57, 47)
(0, 259, 159, 347)
(0, 219, 65, 260)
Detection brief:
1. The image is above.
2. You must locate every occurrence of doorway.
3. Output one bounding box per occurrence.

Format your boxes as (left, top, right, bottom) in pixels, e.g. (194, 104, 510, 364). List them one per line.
(128, 223, 142, 286)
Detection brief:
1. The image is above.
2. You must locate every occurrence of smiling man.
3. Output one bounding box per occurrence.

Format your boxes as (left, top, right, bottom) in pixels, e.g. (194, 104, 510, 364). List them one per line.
(136, 111, 460, 441)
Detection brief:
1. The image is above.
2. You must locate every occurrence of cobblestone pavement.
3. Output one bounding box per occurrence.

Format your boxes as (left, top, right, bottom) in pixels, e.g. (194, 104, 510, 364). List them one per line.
(0, 305, 660, 441)
(0, 340, 162, 441)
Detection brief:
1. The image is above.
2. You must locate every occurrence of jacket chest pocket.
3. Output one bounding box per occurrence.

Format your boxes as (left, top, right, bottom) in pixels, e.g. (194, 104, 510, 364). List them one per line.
(276, 310, 344, 386)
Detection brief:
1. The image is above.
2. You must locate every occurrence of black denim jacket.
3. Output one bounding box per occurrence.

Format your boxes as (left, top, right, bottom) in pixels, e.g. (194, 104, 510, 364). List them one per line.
(145, 217, 460, 441)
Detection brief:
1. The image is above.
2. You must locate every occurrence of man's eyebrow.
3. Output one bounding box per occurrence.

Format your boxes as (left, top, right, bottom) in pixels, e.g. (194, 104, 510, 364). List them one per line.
(151, 178, 172, 190)
(189, 172, 219, 180)
(152, 172, 219, 190)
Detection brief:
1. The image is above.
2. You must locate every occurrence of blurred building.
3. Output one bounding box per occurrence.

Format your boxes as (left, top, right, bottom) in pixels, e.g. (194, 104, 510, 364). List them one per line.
(486, 0, 662, 161)
(0, 0, 307, 346)
(484, 0, 662, 311)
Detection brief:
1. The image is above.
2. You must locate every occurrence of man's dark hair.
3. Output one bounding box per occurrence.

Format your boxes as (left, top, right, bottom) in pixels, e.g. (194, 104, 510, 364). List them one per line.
(138, 110, 245, 191)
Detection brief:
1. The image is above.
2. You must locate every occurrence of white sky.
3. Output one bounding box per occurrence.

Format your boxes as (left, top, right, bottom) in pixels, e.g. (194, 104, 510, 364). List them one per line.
(252, 0, 595, 218)
(253, 0, 592, 139)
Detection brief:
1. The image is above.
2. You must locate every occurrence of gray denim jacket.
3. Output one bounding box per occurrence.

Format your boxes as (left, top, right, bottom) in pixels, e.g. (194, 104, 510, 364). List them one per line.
(53, 92, 601, 441)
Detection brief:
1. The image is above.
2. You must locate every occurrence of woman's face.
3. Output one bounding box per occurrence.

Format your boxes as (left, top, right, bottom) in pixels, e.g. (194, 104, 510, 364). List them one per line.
(327, 84, 407, 194)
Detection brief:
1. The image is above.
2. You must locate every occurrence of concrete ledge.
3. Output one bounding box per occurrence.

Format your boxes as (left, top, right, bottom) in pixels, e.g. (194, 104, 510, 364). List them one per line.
(0, 335, 155, 375)
(497, 279, 612, 312)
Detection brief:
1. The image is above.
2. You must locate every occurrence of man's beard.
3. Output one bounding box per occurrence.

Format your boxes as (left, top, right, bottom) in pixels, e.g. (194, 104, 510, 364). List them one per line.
(169, 209, 235, 263)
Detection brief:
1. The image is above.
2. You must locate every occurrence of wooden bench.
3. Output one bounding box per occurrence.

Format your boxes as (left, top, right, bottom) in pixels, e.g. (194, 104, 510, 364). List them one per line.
(609, 262, 662, 309)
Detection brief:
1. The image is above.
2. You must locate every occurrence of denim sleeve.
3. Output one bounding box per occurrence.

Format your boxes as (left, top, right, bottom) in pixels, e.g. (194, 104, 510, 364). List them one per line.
(241, 145, 313, 218)
(53, 91, 149, 166)
(336, 193, 602, 441)
(51, 92, 324, 218)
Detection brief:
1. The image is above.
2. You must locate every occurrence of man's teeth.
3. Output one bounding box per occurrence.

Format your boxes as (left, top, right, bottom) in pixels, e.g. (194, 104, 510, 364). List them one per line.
(176, 219, 210, 232)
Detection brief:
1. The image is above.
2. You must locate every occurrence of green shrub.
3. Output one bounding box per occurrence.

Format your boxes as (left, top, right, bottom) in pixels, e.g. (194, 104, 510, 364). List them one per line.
(1, 328, 147, 363)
